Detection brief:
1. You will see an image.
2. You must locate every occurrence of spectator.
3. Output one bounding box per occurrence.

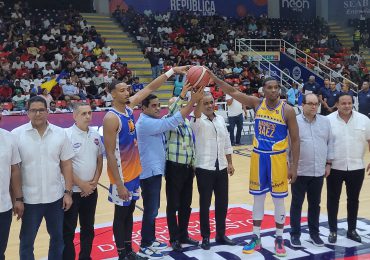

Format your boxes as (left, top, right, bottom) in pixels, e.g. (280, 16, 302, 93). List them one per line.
(173, 74, 185, 97)
(48, 101, 62, 113)
(107, 48, 118, 62)
(322, 81, 340, 114)
(62, 78, 80, 100)
(12, 89, 27, 111)
(38, 88, 54, 108)
(303, 76, 321, 95)
(90, 100, 101, 111)
(286, 83, 299, 106)
(226, 85, 245, 146)
(101, 88, 113, 107)
(358, 81, 370, 118)
(131, 77, 144, 94)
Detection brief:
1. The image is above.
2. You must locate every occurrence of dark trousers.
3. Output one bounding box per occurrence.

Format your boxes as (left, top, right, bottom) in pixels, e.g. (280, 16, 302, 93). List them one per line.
(290, 176, 324, 237)
(196, 168, 228, 238)
(113, 200, 136, 255)
(63, 190, 98, 260)
(140, 175, 162, 247)
(20, 198, 64, 260)
(327, 168, 365, 232)
(165, 161, 194, 242)
(0, 209, 12, 260)
(228, 113, 243, 145)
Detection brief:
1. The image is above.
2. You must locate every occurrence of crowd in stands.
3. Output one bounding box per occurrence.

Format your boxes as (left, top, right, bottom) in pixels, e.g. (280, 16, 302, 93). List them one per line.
(113, 7, 368, 96)
(1, 2, 369, 114)
(0, 1, 141, 114)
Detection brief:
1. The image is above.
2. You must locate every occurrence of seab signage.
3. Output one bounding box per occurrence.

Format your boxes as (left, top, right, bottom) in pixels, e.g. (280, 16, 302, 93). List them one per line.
(280, 0, 316, 20)
(328, 0, 369, 22)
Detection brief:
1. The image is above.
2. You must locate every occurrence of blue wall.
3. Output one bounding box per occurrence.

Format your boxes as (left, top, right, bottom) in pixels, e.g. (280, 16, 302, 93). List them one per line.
(279, 0, 316, 20)
(279, 53, 324, 85)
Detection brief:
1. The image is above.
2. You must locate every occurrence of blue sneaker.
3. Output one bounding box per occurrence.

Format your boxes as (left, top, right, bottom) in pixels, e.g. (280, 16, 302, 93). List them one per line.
(149, 240, 168, 250)
(242, 235, 262, 254)
(138, 247, 163, 259)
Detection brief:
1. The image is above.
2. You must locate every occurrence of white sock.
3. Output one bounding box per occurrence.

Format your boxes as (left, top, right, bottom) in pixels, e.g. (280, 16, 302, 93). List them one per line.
(253, 226, 261, 238)
(276, 228, 283, 237)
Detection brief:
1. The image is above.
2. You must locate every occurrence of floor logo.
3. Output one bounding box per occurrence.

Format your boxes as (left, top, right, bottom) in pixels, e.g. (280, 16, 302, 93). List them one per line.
(69, 205, 370, 259)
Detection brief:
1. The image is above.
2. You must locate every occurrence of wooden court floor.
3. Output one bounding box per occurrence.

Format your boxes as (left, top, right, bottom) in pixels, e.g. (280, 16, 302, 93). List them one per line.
(6, 147, 370, 259)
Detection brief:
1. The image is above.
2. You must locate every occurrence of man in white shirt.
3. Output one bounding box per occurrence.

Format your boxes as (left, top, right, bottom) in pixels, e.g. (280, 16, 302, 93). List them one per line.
(0, 113, 23, 260)
(63, 103, 104, 260)
(326, 93, 370, 244)
(12, 96, 74, 260)
(82, 57, 94, 71)
(107, 49, 118, 62)
(101, 57, 113, 70)
(226, 86, 245, 145)
(190, 92, 236, 250)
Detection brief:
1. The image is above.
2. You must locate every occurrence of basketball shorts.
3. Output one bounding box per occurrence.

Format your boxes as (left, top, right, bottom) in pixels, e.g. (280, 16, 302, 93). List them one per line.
(108, 176, 140, 206)
(249, 148, 288, 198)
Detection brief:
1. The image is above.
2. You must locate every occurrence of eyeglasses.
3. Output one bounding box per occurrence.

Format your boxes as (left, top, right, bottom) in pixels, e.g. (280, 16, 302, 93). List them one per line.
(28, 108, 47, 114)
(304, 102, 319, 107)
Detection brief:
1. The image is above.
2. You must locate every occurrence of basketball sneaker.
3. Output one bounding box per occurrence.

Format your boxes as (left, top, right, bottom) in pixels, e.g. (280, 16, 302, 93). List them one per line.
(149, 240, 168, 250)
(275, 236, 287, 257)
(242, 234, 262, 254)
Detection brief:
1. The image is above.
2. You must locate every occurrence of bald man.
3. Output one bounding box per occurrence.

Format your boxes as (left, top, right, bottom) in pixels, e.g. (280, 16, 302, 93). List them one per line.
(164, 84, 199, 252)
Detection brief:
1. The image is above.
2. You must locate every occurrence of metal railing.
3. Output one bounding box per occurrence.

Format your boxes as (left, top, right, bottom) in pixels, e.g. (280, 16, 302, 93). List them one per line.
(235, 39, 301, 89)
(234, 38, 359, 92)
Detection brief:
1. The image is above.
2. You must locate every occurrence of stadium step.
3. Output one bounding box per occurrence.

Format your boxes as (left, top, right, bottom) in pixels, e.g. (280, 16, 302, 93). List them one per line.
(328, 22, 353, 48)
(82, 13, 152, 79)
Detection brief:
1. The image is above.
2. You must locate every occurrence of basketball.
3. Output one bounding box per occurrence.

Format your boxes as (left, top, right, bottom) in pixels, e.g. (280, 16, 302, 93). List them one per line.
(186, 66, 211, 90)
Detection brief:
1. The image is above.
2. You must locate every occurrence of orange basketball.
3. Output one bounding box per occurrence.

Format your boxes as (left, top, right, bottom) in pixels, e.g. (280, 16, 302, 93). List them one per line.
(186, 66, 210, 90)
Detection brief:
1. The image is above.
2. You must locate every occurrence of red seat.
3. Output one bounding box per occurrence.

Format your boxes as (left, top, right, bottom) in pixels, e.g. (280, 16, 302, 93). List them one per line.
(2, 102, 13, 111)
(94, 99, 103, 107)
(56, 100, 66, 108)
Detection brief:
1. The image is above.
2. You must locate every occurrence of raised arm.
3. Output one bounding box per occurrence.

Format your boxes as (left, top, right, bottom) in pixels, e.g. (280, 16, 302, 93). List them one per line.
(129, 66, 189, 108)
(208, 70, 260, 109)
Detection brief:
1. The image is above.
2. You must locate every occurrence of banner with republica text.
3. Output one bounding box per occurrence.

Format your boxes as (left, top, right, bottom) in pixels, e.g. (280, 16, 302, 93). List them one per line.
(109, 0, 268, 17)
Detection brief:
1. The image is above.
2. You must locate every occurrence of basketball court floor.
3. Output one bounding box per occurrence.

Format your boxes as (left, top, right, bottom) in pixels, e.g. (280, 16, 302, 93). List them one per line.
(5, 146, 370, 259)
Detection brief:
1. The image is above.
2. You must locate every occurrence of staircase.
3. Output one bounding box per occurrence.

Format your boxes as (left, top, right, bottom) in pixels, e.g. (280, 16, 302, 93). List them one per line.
(329, 23, 370, 72)
(81, 13, 174, 105)
(328, 22, 353, 48)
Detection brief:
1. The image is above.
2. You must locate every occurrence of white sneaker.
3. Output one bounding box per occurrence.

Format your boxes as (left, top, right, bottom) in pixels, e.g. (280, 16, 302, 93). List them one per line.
(138, 247, 163, 259)
(149, 240, 168, 250)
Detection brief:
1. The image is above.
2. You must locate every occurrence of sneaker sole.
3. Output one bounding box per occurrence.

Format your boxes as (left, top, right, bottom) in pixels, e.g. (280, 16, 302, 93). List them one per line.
(242, 245, 262, 254)
(243, 249, 255, 254)
(149, 246, 168, 251)
(309, 238, 324, 247)
(290, 241, 302, 248)
(275, 252, 287, 257)
(137, 252, 163, 260)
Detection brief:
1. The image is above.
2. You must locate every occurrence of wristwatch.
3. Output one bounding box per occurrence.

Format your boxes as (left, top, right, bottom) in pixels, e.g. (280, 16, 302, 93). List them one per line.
(64, 189, 73, 196)
(15, 197, 24, 202)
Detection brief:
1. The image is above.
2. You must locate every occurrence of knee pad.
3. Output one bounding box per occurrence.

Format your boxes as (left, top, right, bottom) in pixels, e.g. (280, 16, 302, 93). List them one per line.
(252, 194, 266, 220)
(272, 197, 286, 224)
